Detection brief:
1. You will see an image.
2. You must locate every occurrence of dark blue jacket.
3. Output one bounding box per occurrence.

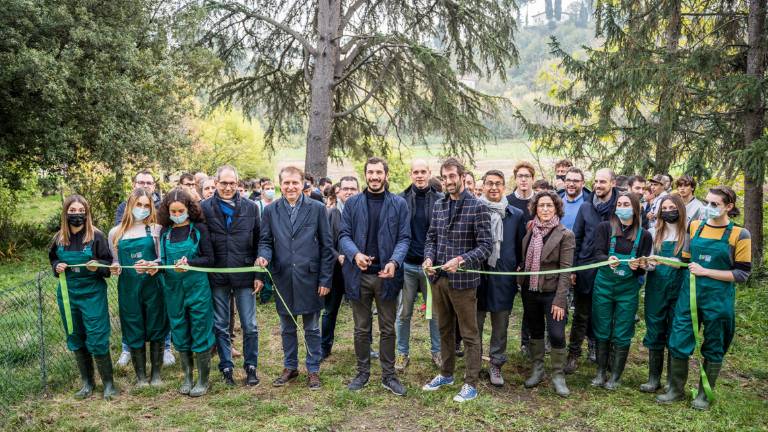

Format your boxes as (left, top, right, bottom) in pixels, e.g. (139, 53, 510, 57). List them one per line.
(339, 190, 411, 301)
(478, 205, 526, 312)
(258, 196, 335, 315)
(572, 187, 619, 294)
(201, 192, 262, 290)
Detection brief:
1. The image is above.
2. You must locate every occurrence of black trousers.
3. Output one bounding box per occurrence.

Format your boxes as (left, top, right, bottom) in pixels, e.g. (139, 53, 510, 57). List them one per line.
(521, 289, 567, 349)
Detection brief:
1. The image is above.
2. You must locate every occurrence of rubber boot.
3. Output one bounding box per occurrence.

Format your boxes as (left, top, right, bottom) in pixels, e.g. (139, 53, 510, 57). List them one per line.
(149, 341, 164, 386)
(550, 348, 570, 397)
(179, 351, 194, 395)
(640, 349, 664, 393)
(657, 356, 689, 403)
(94, 353, 118, 400)
(692, 361, 721, 410)
(190, 350, 211, 397)
(604, 345, 630, 390)
(591, 341, 610, 387)
(73, 349, 94, 399)
(131, 346, 149, 387)
(524, 339, 546, 388)
(663, 349, 673, 392)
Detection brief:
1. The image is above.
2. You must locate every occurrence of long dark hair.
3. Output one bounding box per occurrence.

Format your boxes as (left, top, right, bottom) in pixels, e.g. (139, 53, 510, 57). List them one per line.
(609, 191, 642, 241)
(156, 187, 205, 228)
(56, 195, 98, 246)
(709, 186, 740, 218)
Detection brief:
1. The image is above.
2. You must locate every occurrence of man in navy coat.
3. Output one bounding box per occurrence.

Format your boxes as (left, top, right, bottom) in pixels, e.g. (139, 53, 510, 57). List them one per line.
(257, 166, 335, 390)
(339, 157, 411, 396)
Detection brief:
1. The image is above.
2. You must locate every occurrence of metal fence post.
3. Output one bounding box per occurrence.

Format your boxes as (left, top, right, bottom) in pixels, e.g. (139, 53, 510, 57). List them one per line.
(36, 271, 49, 397)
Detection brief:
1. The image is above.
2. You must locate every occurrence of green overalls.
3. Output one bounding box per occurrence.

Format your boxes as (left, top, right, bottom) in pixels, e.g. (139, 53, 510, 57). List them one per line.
(643, 240, 684, 350)
(56, 244, 111, 355)
(592, 229, 643, 348)
(669, 222, 735, 362)
(117, 226, 169, 349)
(161, 223, 215, 353)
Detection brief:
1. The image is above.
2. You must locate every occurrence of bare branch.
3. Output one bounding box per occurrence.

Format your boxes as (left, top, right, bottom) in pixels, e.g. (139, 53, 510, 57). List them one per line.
(333, 55, 396, 118)
(334, 43, 409, 86)
(339, 0, 368, 31)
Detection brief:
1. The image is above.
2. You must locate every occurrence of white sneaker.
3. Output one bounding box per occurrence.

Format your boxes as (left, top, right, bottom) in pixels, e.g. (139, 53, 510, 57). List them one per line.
(116, 350, 131, 367)
(163, 349, 176, 366)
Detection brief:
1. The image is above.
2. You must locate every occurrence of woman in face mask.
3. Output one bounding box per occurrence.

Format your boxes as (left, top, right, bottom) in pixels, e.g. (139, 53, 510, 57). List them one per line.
(108, 188, 168, 388)
(48, 195, 118, 400)
(590, 192, 653, 390)
(640, 194, 689, 394)
(157, 188, 216, 397)
(661, 186, 751, 410)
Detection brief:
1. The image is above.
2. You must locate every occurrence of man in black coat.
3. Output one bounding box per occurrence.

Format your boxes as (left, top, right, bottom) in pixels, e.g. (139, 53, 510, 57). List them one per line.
(257, 166, 335, 390)
(564, 168, 619, 374)
(201, 165, 264, 387)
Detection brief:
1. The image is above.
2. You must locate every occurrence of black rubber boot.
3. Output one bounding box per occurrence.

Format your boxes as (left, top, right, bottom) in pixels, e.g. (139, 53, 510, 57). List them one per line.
(640, 349, 664, 393)
(149, 341, 164, 386)
(591, 341, 610, 387)
(190, 350, 211, 397)
(692, 361, 721, 410)
(550, 348, 570, 397)
(604, 345, 630, 390)
(131, 346, 149, 387)
(524, 339, 546, 388)
(94, 353, 118, 400)
(179, 351, 194, 395)
(73, 349, 94, 399)
(657, 356, 689, 403)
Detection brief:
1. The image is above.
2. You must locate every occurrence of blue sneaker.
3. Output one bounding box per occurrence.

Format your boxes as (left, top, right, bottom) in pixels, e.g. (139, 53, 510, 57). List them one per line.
(453, 384, 478, 402)
(422, 374, 454, 391)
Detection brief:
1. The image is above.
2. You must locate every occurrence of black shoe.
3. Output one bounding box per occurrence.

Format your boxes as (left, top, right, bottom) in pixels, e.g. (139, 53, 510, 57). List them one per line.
(382, 376, 407, 396)
(347, 372, 370, 391)
(456, 342, 465, 358)
(222, 367, 236, 386)
(245, 365, 260, 386)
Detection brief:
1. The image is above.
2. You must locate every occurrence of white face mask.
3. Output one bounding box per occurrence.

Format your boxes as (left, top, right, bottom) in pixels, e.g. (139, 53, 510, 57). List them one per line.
(132, 207, 150, 221)
(703, 205, 722, 220)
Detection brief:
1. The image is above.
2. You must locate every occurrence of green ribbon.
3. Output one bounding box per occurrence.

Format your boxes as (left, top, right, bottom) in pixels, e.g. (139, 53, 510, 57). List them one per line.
(56, 262, 308, 352)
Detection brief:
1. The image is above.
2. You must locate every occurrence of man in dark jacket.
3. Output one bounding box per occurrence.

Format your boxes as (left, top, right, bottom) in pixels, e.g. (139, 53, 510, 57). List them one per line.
(201, 165, 263, 387)
(564, 168, 619, 374)
(257, 166, 335, 390)
(476, 170, 526, 387)
(422, 158, 492, 403)
(321, 176, 359, 358)
(339, 157, 410, 396)
(395, 160, 443, 372)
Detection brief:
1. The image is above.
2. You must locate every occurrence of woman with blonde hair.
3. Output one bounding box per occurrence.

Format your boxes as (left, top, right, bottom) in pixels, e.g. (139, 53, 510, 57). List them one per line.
(48, 195, 117, 400)
(108, 188, 168, 387)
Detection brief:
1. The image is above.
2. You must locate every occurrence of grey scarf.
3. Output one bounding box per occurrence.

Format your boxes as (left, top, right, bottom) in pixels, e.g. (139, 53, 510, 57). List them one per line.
(481, 196, 508, 267)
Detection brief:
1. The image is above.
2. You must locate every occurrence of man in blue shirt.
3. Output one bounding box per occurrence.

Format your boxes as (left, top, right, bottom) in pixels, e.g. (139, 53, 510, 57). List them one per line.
(558, 167, 590, 231)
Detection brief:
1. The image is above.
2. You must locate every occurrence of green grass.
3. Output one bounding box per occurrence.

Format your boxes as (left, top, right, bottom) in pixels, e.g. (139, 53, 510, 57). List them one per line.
(2, 258, 766, 431)
(16, 194, 61, 225)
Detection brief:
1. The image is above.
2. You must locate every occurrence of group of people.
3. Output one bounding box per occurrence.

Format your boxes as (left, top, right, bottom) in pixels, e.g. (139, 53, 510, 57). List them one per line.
(49, 156, 751, 411)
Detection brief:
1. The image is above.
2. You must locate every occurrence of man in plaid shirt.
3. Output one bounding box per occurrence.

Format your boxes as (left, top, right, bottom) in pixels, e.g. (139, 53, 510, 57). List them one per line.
(421, 157, 492, 402)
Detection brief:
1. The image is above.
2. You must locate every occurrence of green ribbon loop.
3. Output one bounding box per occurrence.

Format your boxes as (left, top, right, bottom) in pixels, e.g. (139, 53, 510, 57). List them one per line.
(58, 274, 74, 334)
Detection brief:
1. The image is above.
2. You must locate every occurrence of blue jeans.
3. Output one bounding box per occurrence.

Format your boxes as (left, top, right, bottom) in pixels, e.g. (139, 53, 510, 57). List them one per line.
(395, 262, 440, 355)
(212, 286, 259, 371)
(279, 311, 322, 373)
(122, 333, 171, 353)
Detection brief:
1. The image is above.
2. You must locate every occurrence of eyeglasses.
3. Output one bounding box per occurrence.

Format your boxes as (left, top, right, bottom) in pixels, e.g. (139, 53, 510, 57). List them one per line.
(565, 178, 582, 184)
(218, 181, 237, 189)
(537, 203, 555, 209)
(483, 181, 504, 188)
(516, 174, 532, 179)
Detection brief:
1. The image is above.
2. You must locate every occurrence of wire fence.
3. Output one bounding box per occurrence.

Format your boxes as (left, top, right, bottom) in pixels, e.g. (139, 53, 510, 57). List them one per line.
(0, 270, 124, 417)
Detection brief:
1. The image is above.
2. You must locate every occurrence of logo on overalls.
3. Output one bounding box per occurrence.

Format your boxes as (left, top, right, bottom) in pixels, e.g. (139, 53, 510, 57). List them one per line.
(72, 267, 80, 273)
(131, 252, 143, 260)
(614, 269, 626, 277)
(698, 254, 712, 263)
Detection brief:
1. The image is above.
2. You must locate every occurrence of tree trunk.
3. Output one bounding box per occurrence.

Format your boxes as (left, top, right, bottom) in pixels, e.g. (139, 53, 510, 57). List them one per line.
(305, 0, 341, 179)
(654, 0, 681, 174)
(743, 0, 766, 266)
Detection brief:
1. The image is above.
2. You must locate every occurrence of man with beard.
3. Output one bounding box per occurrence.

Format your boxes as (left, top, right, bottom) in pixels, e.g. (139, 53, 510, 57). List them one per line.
(339, 158, 410, 396)
(558, 167, 590, 231)
(564, 168, 620, 374)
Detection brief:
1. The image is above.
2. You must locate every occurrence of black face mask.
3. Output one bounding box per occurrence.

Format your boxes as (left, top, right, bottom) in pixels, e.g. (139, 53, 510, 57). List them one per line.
(556, 175, 566, 181)
(660, 210, 679, 223)
(67, 214, 86, 227)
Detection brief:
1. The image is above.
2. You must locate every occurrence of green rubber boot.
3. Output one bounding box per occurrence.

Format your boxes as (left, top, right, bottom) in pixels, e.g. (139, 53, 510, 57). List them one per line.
(640, 349, 664, 393)
(94, 353, 118, 401)
(179, 351, 194, 395)
(149, 341, 164, 386)
(604, 345, 630, 390)
(550, 348, 570, 397)
(131, 346, 149, 387)
(524, 339, 546, 388)
(591, 341, 610, 387)
(657, 356, 688, 403)
(190, 350, 211, 397)
(73, 349, 94, 399)
(692, 361, 721, 410)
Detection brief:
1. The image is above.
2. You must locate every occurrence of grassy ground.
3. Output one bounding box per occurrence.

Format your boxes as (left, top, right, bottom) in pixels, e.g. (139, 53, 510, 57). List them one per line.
(4, 274, 766, 431)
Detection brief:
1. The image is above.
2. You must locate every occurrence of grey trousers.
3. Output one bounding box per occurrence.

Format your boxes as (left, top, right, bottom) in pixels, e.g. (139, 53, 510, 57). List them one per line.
(477, 309, 511, 366)
(350, 274, 397, 378)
